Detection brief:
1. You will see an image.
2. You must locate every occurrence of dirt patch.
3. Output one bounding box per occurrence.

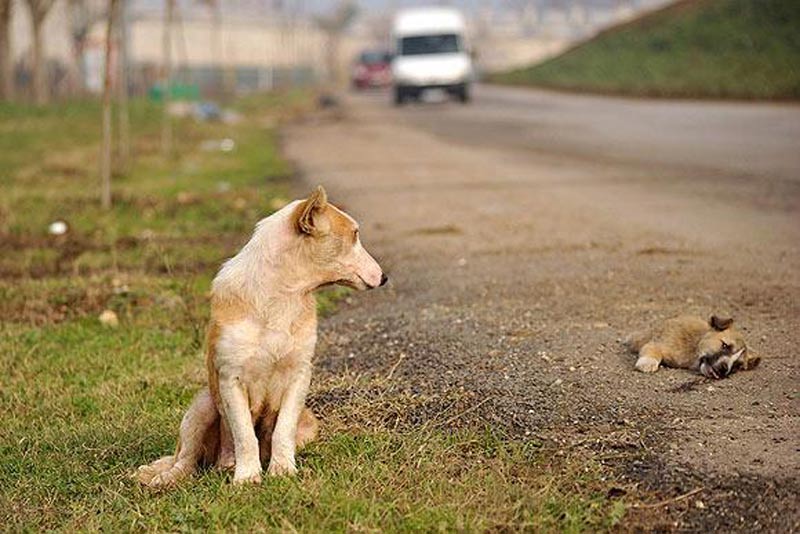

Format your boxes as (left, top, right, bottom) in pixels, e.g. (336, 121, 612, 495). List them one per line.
(0, 228, 237, 280)
(0, 283, 114, 326)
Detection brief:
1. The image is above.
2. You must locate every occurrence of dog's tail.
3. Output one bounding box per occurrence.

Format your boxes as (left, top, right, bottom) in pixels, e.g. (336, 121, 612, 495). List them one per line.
(623, 329, 651, 354)
(134, 389, 220, 489)
(296, 407, 320, 448)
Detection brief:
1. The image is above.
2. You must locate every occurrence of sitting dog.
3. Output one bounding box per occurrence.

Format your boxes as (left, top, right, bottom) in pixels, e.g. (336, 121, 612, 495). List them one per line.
(136, 186, 387, 487)
(626, 315, 760, 379)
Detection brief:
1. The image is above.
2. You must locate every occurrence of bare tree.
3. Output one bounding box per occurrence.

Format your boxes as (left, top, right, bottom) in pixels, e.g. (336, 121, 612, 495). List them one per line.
(315, 1, 358, 87)
(0, 0, 12, 100)
(25, 0, 56, 104)
(162, 0, 175, 156)
(198, 0, 224, 94)
(101, 0, 118, 210)
(507, 0, 542, 36)
(116, 0, 129, 168)
(68, 0, 103, 96)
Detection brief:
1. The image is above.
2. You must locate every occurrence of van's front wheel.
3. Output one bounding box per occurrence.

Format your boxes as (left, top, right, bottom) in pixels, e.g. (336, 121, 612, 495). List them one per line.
(393, 86, 406, 106)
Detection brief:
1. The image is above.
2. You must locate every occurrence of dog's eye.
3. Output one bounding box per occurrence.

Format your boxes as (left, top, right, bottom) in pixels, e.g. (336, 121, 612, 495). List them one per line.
(721, 342, 731, 352)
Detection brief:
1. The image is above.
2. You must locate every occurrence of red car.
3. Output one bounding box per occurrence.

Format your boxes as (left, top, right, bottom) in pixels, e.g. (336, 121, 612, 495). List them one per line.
(351, 51, 393, 89)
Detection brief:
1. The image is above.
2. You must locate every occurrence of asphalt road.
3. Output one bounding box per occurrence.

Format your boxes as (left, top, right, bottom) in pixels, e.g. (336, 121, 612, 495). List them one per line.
(398, 85, 800, 185)
(286, 84, 800, 533)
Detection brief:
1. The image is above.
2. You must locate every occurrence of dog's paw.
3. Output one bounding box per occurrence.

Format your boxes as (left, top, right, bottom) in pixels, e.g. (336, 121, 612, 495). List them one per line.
(233, 464, 262, 485)
(635, 356, 661, 373)
(267, 457, 297, 477)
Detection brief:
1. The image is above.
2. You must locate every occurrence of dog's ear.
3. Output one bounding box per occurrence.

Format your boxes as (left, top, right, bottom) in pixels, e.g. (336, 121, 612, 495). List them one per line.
(295, 185, 329, 236)
(710, 315, 734, 331)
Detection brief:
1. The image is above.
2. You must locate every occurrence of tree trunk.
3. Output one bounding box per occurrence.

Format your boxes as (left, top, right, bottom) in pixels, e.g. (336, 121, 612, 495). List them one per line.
(325, 32, 339, 87)
(0, 0, 12, 100)
(161, 0, 174, 157)
(67, 0, 90, 97)
(117, 0, 130, 169)
(100, 0, 117, 210)
(32, 16, 46, 104)
(24, 0, 54, 104)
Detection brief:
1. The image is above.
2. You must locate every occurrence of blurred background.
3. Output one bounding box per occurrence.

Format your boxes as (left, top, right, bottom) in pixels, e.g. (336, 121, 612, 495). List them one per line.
(0, 0, 678, 102)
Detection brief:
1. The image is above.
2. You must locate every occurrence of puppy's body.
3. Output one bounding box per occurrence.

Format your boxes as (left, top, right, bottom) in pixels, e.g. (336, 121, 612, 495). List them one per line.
(627, 315, 759, 379)
(137, 187, 385, 487)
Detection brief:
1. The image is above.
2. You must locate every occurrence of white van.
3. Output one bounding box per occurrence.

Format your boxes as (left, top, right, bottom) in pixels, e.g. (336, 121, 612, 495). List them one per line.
(391, 7, 473, 105)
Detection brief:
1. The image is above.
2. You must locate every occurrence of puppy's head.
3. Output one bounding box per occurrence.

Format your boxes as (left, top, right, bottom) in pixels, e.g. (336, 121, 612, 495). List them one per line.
(696, 316, 759, 379)
(292, 185, 387, 291)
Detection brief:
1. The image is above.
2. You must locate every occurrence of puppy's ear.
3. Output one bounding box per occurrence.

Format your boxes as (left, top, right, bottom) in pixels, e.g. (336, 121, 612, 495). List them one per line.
(710, 315, 734, 331)
(744, 353, 761, 371)
(295, 185, 329, 236)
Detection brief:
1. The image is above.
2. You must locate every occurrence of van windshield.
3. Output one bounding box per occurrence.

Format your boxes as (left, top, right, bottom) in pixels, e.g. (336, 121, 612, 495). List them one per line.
(399, 34, 460, 56)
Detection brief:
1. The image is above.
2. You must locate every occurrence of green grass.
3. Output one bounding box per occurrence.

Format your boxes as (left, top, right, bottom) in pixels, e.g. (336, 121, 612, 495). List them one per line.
(0, 95, 628, 532)
(490, 0, 800, 99)
(0, 319, 626, 532)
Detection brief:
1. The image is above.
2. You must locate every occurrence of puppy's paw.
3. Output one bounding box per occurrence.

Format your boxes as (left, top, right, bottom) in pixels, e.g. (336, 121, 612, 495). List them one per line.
(635, 356, 661, 373)
(267, 457, 297, 477)
(233, 463, 262, 485)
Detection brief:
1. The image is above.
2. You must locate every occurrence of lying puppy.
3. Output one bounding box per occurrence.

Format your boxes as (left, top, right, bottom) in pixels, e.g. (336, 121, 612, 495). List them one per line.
(136, 186, 387, 487)
(626, 315, 760, 379)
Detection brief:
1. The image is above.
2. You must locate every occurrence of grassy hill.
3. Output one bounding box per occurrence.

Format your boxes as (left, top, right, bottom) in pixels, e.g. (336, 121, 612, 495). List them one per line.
(490, 0, 800, 99)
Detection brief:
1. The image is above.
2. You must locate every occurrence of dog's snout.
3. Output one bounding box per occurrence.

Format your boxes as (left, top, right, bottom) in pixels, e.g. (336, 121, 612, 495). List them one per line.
(380, 273, 389, 287)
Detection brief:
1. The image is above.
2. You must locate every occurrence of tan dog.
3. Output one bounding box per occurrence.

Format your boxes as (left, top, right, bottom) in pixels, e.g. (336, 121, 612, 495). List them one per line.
(626, 315, 760, 379)
(136, 186, 387, 487)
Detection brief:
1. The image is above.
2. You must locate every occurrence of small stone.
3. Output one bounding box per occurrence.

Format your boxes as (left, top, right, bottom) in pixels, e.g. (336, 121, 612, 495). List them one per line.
(695, 500, 705, 510)
(176, 191, 196, 204)
(99, 309, 119, 328)
(220, 138, 235, 152)
(48, 220, 68, 235)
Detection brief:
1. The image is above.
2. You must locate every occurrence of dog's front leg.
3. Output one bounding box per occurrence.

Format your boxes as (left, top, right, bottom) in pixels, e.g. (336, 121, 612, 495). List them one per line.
(268, 364, 311, 477)
(218, 373, 261, 484)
